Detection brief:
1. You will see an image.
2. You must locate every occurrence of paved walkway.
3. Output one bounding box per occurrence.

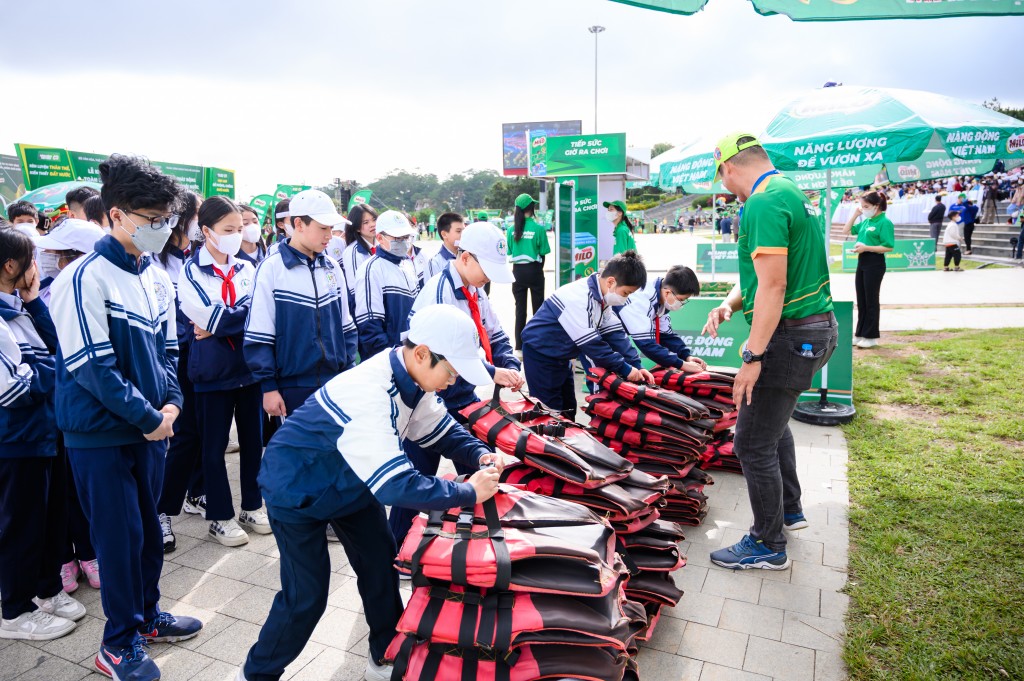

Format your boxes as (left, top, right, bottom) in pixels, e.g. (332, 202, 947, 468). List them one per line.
(3, 416, 850, 681)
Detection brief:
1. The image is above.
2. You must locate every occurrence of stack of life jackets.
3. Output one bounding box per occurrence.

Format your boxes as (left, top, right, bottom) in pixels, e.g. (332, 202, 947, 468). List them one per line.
(582, 368, 719, 527)
(649, 367, 743, 474)
(389, 485, 648, 680)
(458, 390, 688, 643)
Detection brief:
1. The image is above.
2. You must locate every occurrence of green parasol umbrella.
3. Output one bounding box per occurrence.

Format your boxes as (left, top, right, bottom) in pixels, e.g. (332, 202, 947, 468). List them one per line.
(610, 0, 1024, 20)
(16, 180, 102, 216)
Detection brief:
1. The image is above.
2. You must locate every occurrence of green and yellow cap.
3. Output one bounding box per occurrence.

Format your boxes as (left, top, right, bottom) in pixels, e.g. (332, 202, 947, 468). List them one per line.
(713, 131, 762, 180)
(514, 193, 539, 210)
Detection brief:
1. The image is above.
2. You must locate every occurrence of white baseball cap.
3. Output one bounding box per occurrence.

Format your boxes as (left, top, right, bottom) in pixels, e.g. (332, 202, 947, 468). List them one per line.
(34, 218, 104, 253)
(287, 190, 350, 228)
(406, 305, 493, 387)
(376, 210, 416, 238)
(458, 222, 514, 284)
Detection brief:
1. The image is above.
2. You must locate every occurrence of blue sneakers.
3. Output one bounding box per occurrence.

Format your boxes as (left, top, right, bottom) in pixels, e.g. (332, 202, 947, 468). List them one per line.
(139, 611, 203, 643)
(784, 512, 809, 531)
(95, 640, 159, 681)
(710, 535, 791, 570)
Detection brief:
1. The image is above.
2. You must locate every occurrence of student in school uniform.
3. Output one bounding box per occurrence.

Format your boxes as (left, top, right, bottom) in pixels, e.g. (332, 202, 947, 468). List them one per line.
(616, 264, 707, 371)
(341, 204, 377, 311)
(354, 210, 423, 359)
(389, 221, 523, 547)
(175, 197, 269, 549)
(266, 198, 291, 257)
(50, 155, 202, 681)
(244, 189, 358, 418)
(236, 305, 502, 681)
(237, 203, 268, 266)
(425, 212, 465, 279)
(0, 227, 86, 642)
(521, 250, 654, 419)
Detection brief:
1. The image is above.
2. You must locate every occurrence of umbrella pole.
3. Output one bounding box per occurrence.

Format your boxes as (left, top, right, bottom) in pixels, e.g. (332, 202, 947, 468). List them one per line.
(710, 194, 717, 282)
(794, 168, 856, 426)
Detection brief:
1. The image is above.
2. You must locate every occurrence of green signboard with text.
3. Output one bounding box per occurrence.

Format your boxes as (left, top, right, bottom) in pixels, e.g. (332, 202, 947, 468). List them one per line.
(530, 133, 627, 177)
(695, 242, 740, 273)
(204, 168, 236, 198)
(15, 144, 74, 188)
(571, 176, 600, 279)
(637, 298, 854, 405)
(153, 162, 205, 195)
(0, 154, 26, 203)
(841, 239, 935, 272)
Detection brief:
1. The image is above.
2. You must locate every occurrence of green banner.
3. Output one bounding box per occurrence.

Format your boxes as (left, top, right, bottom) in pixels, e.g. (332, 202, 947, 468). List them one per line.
(153, 162, 204, 195)
(274, 184, 310, 200)
(789, 166, 880, 191)
(15, 144, 74, 189)
(886, 149, 995, 183)
(557, 182, 575, 287)
(636, 298, 854, 405)
(203, 167, 236, 199)
(695, 242, 740, 273)
(248, 194, 275, 225)
(842, 239, 935, 272)
(616, 0, 1024, 20)
(68, 150, 106, 183)
(0, 154, 26, 203)
(349, 189, 373, 210)
(572, 176, 600, 278)
(531, 133, 627, 177)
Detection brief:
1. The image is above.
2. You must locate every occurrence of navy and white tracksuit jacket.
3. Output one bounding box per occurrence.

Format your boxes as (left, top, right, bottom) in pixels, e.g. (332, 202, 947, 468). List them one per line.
(257, 348, 486, 523)
(50, 235, 183, 447)
(410, 263, 520, 410)
(0, 293, 58, 458)
(243, 239, 357, 392)
(342, 239, 374, 311)
(354, 248, 423, 359)
(521, 273, 642, 375)
(178, 249, 257, 392)
(616, 276, 692, 369)
(151, 247, 192, 347)
(426, 245, 456, 279)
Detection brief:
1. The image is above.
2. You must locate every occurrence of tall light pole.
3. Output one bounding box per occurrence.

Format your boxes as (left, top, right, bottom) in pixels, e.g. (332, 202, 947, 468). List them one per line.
(588, 25, 605, 134)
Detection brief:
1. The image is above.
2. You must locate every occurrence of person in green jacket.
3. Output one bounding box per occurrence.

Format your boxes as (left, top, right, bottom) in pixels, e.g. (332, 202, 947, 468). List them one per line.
(507, 193, 551, 351)
(605, 200, 636, 254)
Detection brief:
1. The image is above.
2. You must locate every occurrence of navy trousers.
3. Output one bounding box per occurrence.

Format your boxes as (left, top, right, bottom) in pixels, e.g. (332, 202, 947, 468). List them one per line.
(0, 454, 66, 620)
(522, 347, 579, 419)
(387, 409, 476, 550)
(242, 502, 403, 681)
(60, 434, 95, 563)
(69, 441, 165, 647)
(195, 383, 264, 521)
(158, 342, 204, 516)
(280, 385, 318, 416)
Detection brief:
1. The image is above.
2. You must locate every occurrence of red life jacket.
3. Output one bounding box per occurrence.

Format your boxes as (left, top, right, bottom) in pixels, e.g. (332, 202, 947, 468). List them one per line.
(586, 368, 712, 421)
(623, 570, 684, 607)
(700, 434, 742, 473)
(460, 389, 632, 489)
(588, 415, 705, 452)
(583, 397, 713, 446)
(395, 485, 626, 597)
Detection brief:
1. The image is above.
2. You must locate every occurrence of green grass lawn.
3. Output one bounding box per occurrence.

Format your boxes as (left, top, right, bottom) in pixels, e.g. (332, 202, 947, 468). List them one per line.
(842, 328, 1024, 680)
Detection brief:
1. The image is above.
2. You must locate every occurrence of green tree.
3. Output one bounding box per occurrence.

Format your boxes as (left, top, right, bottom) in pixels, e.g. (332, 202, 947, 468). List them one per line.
(651, 142, 675, 158)
(432, 169, 502, 213)
(366, 170, 440, 211)
(483, 176, 543, 213)
(983, 97, 1024, 122)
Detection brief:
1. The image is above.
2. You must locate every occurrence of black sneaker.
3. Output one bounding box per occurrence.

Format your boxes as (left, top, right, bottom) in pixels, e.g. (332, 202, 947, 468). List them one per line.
(159, 513, 176, 553)
(183, 495, 207, 518)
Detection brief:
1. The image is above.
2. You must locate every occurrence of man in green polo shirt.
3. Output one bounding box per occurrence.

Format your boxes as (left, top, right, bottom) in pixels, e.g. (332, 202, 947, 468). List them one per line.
(702, 132, 839, 571)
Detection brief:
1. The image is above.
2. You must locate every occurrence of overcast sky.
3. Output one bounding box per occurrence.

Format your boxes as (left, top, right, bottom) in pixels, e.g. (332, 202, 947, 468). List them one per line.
(1, 0, 1020, 199)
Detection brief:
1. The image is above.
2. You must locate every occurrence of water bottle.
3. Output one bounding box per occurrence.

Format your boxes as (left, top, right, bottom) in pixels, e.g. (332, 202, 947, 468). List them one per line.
(799, 343, 814, 358)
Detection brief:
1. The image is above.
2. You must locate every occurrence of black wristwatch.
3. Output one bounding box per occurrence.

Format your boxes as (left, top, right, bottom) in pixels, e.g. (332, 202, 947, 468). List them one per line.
(742, 346, 764, 364)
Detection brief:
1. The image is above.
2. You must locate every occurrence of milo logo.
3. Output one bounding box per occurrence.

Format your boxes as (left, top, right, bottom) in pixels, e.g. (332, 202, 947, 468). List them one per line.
(1007, 133, 1024, 154)
(896, 165, 921, 180)
(352, 195, 367, 205)
(574, 246, 595, 264)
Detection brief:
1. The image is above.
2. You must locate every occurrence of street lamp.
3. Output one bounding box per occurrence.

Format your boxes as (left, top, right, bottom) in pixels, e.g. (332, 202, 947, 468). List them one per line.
(587, 25, 605, 134)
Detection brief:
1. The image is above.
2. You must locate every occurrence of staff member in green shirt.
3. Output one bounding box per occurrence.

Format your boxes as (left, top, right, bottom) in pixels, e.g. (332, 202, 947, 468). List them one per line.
(604, 200, 636, 254)
(702, 132, 838, 571)
(507, 193, 551, 351)
(840, 190, 894, 349)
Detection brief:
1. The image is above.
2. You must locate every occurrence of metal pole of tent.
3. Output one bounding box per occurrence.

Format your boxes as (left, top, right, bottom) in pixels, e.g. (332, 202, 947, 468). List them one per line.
(710, 194, 717, 281)
(821, 170, 831, 389)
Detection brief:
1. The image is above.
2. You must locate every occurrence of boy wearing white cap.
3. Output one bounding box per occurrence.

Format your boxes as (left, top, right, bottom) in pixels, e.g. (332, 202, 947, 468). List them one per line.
(237, 305, 502, 681)
(244, 189, 358, 417)
(353, 210, 424, 359)
(33, 218, 105, 305)
(389, 221, 523, 546)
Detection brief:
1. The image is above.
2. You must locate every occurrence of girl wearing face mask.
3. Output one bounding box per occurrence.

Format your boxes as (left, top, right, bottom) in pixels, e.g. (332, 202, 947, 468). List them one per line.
(604, 199, 637, 255)
(33, 218, 105, 307)
(237, 204, 267, 266)
(342, 205, 378, 312)
(174, 197, 267, 548)
(842, 190, 894, 349)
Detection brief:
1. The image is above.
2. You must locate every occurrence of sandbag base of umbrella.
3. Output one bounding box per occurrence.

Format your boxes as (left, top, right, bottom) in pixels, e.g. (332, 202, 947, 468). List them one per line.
(388, 485, 646, 680)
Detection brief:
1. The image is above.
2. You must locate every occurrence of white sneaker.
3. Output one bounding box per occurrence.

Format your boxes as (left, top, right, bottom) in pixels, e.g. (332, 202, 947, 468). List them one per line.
(33, 592, 86, 622)
(856, 338, 878, 349)
(210, 519, 249, 546)
(235, 668, 250, 681)
(183, 495, 207, 517)
(160, 513, 176, 553)
(238, 509, 272, 535)
(852, 336, 863, 346)
(364, 658, 392, 681)
(0, 610, 76, 640)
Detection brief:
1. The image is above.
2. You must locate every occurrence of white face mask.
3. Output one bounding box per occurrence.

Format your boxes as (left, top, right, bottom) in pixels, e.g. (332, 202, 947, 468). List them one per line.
(242, 224, 262, 243)
(39, 252, 63, 280)
(188, 218, 202, 241)
(604, 291, 628, 306)
(386, 238, 410, 257)
(209, 231, 243, 256)
(664, 296, 684, 312)
(861, 207, 877, 219)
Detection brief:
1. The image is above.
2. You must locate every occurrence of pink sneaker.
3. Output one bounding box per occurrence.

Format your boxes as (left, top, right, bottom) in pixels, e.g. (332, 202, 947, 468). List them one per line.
(60, 561, 80, 593)
(80, 559, 100, 589)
